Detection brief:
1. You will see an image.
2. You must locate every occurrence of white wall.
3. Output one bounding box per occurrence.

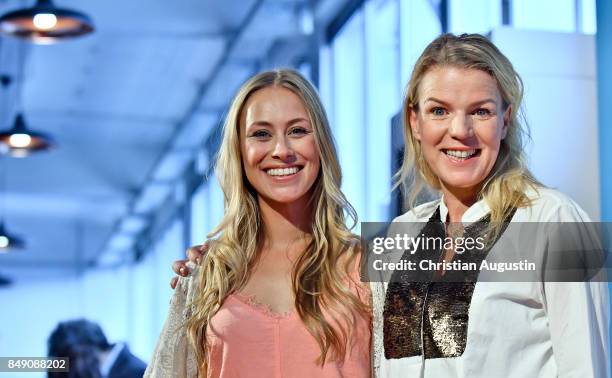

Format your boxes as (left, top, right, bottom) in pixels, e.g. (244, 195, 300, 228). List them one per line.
(492, 27, 601, 220)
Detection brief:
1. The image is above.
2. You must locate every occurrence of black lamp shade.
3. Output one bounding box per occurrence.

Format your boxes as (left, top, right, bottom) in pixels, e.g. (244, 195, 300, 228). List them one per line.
(0, 222, 25, 250)
(0, 113, 54, 157)
(0, 0, 94, 43)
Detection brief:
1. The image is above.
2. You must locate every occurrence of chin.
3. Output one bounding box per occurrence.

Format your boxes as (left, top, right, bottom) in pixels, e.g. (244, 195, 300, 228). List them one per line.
(263, 191, 310, 205)
(440, 175, 484, 191)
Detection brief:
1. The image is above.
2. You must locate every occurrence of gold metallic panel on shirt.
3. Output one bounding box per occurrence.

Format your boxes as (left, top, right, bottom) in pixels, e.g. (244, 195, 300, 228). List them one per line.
(383, 208, 514, 360)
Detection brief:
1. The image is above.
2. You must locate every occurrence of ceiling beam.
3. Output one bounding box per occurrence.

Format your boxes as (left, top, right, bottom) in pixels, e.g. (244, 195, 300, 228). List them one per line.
(94, 0, 265, 265)
(28, 108, 177, 126)
(96, 30, 231, 39)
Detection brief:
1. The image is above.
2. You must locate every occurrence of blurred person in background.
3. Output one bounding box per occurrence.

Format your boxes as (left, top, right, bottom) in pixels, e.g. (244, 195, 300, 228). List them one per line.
(48, 319, 146, 378)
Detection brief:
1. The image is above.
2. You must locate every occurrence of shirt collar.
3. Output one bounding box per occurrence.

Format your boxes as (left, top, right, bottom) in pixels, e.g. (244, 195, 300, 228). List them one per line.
(100, 342, 124, 377)
(439, 195, 491, 223)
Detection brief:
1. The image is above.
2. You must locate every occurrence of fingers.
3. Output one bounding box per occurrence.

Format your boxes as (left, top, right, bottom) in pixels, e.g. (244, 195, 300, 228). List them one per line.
(170, 276, 178, 290)
(171, 242, 210, 290)
(172, 260, 190, 276)
(187, 241, 209, 265)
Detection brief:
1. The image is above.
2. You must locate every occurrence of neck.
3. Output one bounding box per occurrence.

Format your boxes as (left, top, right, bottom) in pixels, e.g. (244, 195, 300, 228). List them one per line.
(440, 184, 479, 223)
(258, 194, 313, 250)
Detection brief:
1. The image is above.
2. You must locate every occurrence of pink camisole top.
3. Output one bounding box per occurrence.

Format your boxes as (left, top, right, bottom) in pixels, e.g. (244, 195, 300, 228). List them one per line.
(205, 282, 371, 377)
(145, 262, 371, 378)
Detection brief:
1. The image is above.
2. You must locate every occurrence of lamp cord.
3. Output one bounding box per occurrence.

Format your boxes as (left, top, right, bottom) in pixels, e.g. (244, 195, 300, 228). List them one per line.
(15, 40, 27, 114)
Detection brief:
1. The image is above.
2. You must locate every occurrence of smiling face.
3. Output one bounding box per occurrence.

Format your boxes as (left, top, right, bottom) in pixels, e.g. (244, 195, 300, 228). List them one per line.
(240, 86, 320, 206)
(410, 66, 511, 200)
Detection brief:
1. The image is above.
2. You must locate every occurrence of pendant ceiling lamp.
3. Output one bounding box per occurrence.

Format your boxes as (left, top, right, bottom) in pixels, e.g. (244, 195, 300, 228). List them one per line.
(0, 0, 94, 44)
(0, 113, 54, 157)
(0, 163, 24, 252)
(0, 220, 25, 251)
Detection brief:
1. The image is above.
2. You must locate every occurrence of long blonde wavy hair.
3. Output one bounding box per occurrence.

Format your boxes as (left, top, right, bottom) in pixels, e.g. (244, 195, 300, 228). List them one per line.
(186, 69, 369, 373)
(397, 33, 541, 231)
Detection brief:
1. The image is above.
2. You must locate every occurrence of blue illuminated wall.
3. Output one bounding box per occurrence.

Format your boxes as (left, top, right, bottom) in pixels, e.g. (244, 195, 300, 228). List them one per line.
(596, 0, 612, 362)
(597, 0, 611, 222)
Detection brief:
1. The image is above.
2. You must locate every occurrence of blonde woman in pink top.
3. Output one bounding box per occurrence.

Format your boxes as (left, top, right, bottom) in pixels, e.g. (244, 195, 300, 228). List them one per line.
(145, 69, 371, 378)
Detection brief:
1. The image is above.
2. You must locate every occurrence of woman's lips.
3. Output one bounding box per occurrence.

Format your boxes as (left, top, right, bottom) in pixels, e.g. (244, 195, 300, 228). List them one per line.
(442, 149, 481, 163)
(265, 166, 302, 177)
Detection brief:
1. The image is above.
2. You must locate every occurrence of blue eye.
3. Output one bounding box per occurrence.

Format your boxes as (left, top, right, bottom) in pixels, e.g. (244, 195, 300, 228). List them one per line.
(474, 108, 491, 117)
(431, 107, 447, 117)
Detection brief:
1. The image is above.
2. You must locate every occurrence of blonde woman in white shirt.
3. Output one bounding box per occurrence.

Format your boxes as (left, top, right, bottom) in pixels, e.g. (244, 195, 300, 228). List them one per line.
(372, 33, 609, 378)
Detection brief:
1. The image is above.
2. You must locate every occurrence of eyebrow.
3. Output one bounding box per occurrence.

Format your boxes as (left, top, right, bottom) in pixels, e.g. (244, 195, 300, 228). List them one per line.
(423, 97, 497, 107)
(247, 117, 311, 128)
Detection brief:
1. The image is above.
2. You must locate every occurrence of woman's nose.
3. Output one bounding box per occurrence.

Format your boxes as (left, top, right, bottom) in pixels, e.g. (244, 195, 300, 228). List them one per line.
(272, 136, 296, 160)
(448, 114, 474, 139)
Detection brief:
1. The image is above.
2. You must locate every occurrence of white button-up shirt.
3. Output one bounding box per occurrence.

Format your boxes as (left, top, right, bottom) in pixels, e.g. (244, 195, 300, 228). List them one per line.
(371, 187, 610, 378)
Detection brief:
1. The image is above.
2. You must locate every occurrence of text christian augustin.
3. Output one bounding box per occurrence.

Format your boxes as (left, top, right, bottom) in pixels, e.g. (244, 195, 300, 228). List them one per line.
(370, 234, 536, 273)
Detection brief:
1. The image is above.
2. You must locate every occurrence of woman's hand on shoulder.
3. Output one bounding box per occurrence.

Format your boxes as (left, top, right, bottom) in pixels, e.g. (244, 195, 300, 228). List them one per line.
(169, 241, 210, 289)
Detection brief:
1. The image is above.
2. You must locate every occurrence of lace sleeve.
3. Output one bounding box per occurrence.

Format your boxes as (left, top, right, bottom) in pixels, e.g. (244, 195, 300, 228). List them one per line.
(144, 262, 200, 378)
(371, 281, 385, 378)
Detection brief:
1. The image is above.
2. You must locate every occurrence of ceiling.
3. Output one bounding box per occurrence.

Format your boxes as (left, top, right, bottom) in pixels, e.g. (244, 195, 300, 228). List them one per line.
(0, 0, 349, 284)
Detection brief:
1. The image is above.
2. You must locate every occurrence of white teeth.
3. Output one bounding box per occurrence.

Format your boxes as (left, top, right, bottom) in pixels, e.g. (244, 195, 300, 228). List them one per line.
(445, 149, 477, 159)
(267, 167, 300, 176)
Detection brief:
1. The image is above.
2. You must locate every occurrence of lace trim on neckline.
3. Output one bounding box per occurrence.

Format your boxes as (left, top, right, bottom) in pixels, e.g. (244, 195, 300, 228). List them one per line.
(231, 292, 295, 319)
